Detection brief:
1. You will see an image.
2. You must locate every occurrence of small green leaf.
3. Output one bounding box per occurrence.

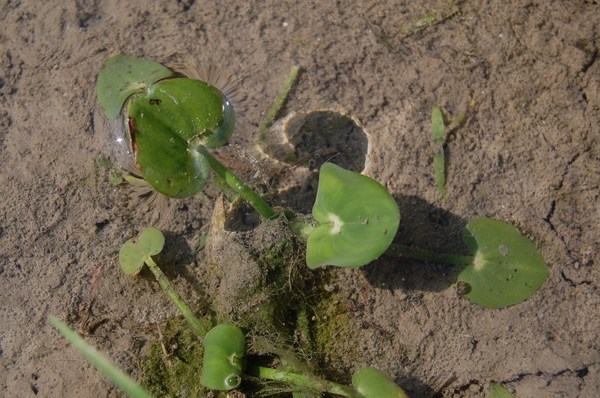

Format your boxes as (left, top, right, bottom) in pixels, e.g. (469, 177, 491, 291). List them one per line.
(352, 367, 409, 398)
(97, 55, 174, 120)
(200, 324, 246, 391)
(49, 316, 153, 398)
(431, 106, 447, 200)
(489, 383, 514, 398)
(119, 227, 165, 275)
(433, 151, 445, 200)
(306, 163, 400, 269)
(431, 106, 446, 144)
(458, 218, 549, 308)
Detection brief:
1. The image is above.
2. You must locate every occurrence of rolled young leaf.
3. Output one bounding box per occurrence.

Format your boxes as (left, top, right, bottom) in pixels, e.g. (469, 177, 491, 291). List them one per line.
(352, 367, 409, 398)
(200, 324, 246, 391)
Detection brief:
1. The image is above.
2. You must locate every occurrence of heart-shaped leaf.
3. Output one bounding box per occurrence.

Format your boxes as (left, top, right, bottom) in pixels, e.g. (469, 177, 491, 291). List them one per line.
(306, 163, 400, 268)
(458, 218, 549, 308)
(352, 367, 409, 398)
(119, 227, 165, 275)
(97, 55, 174, 119)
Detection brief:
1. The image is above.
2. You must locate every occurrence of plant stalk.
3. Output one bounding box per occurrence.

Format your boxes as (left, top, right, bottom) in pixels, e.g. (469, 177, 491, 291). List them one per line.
(259, 65, 300, 139)
(145, 256, 210, 337)
(386, 243, 473, 266)
(198, 146, 276, 220)
(50, 316, 154, 398)
(246, 365, 361, 398)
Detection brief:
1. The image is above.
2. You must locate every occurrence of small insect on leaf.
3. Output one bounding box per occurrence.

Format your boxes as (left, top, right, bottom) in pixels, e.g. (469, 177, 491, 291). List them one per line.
(119, 227, 165, 275)
(200, 324, 246, 391)
(97, 55, 175, 120)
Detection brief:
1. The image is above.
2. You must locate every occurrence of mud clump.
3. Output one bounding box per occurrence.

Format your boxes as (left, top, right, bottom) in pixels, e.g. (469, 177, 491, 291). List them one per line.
(202, 196, 311, 343)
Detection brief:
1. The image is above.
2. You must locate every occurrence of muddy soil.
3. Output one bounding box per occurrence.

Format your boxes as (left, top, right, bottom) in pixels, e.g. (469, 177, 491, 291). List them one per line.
(1, 1, 599, 397)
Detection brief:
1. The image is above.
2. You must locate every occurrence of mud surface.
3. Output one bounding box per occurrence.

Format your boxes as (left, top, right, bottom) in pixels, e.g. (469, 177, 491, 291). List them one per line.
(1, 1, 599, 397)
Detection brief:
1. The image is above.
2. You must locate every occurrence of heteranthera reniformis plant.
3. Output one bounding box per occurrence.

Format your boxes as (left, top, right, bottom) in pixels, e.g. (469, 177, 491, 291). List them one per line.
(97, 54, 549, 308)
(96, 55, 399, 269)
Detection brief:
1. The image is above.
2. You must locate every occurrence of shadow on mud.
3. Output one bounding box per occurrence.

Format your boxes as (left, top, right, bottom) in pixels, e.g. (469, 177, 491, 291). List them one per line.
(363, 194, 469, 293)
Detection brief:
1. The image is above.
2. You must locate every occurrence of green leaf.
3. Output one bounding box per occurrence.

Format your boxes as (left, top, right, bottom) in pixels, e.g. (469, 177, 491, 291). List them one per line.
(306, 163, 400, 269)
(97, 55, 174, 120)
(119, 227, 165, 275)
(489, 383, 515, 398)
(200, 324, 246, 391)
(458, 218, 549, 308)
(431, 106, 446, 144)
(431, 106, 447, 199)
(126, 78, 234, 198)
(49, 316, 154, 398)
(352, 367, 409, 398)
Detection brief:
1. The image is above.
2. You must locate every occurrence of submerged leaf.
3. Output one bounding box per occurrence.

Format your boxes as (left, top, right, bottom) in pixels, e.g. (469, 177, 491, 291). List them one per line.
(97, 55, 174, 119)
(458, 218, 549, 308)
(306, 163, 400, 268)
(127, 78, 234, 198)
(119, 227, 165, 275)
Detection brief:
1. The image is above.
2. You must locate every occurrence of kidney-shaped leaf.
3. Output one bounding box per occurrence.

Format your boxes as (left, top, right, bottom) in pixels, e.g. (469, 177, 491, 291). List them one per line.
(119, 227, 165, 275)
(352, 367, 409, 398)
(97, 54, 174, 120)
(306, 163, 400, 269)
(458, 218, 549, 308)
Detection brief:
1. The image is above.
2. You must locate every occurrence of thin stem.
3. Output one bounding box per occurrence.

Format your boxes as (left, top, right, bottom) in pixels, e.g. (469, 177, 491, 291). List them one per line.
(287, 216, 314, 242)
(198, 146, 276, 220)
(50, 316, 154, 398)
(246, 364, 361, 398)
(259, 65, 300, 139)
(145, 256, 210, 337)
(386, 243, 473, 266)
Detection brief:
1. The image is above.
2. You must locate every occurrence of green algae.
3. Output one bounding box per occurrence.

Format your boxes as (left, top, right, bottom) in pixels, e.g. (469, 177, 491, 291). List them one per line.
(141, 316, 210, 398)
(313, 292, 364, 379)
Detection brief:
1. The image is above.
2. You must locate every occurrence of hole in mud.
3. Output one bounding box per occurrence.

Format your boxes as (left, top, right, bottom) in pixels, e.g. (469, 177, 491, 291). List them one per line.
(223, 201, 261, 231)
(284, 110, 368, 172)
(265, 110, 369, 214)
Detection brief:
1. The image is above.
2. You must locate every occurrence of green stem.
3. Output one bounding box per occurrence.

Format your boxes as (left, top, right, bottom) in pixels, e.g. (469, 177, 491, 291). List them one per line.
(386, 243, 473, 266)
(287, 216, 314, 242)
(50, 316, 154, 398)
(198, 146, 276, 220)
(259, 65, 300, 139)
(246, 364, 361, 398)
(145, 256, 210, 337)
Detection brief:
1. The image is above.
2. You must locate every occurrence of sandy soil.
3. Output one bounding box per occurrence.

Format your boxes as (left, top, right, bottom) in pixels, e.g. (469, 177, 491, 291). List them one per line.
(1, 1, 599, 397)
